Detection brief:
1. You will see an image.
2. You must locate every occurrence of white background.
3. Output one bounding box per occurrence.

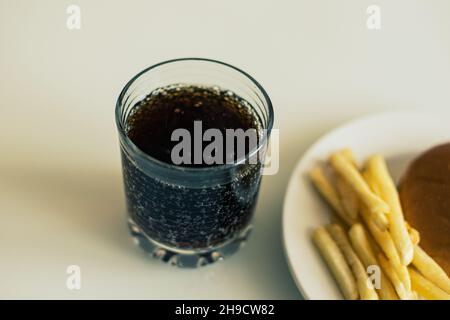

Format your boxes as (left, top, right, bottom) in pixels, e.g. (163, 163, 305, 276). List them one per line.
(1, 0, 449, 299)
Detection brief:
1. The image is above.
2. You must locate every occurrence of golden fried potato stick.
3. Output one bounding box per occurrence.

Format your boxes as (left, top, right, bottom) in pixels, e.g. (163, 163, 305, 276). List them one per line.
(409, 268, 450, 300)
(327, 224, 379, 300)
(309, 165, 355, 226)
(365, 155, 414, 266)
(349, 224, 398, 300)
(362, 170, 382, 197)
(340, 148, 358, 167)
(336, 175, 359, 220)
(329, 153, 389, 230)
(365, 169, 420, 250)
(410, 291, 420, 300)
(336, 148, 360, 220)
(412, 245, 450, 294)
(313, 226, 358, 300)
(360, 206, 411, 291)
(378, 254, 413, 300)
(406, 222, 420, 246)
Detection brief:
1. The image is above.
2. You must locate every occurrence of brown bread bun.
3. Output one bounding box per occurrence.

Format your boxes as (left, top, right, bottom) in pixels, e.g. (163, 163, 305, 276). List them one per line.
(399, 143, 450, 275)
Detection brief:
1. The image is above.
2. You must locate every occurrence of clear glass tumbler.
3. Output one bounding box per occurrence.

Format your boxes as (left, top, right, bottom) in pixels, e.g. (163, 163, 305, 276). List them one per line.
(115, 58, 273, 267)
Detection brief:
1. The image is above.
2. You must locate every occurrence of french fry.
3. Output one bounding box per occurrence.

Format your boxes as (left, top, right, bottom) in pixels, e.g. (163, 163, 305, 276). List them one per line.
(409, 268, 450, 300)
(348, 224, 398, 300)
(410, 291, 420, 300)
(313, 226, 358, 300)
(310, 148, 450, 301)
(378, 254, 413, 300)
(327, 224, 379, 300)
(365, 155, 414, 266)
(309, 165, 355, 226)
(360, 206, 411, 291)
(336, 149, 360, 220)
(335, 175, 359, 220)
(412, 245, 450, 294)
(362, 170, 382, 197)
(329, 153, 389, 230)
(340, 148, 358, 167)
(360, 219, 383, 256)
(406, 223, 420, 246)
(363, 167, 405, 252)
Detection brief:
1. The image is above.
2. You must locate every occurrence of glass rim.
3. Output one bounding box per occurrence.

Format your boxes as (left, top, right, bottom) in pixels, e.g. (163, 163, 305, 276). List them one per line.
(115, 57, 274, 173)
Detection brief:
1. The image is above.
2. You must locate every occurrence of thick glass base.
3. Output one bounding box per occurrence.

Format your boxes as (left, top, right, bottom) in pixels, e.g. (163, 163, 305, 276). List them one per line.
(127, 218, 253, 268)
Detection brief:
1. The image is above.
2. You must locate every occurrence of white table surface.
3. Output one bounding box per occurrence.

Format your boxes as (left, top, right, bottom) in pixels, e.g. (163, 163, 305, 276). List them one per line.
(1, 0, 449, 299)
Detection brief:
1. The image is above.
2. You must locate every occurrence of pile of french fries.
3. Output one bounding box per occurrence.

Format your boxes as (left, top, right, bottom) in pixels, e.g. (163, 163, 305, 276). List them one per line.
(310, 148, 450, 300)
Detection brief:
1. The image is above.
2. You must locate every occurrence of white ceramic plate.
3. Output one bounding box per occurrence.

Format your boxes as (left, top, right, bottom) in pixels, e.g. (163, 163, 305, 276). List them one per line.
(282, 111, 450, 300)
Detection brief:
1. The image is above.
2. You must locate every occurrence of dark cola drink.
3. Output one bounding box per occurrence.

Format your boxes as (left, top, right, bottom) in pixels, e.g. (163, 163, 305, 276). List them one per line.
(116, 59, 273, 267)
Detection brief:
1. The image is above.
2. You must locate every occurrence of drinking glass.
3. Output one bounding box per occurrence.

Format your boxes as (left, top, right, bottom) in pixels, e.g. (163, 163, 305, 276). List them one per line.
(115, 58, 273, 267)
